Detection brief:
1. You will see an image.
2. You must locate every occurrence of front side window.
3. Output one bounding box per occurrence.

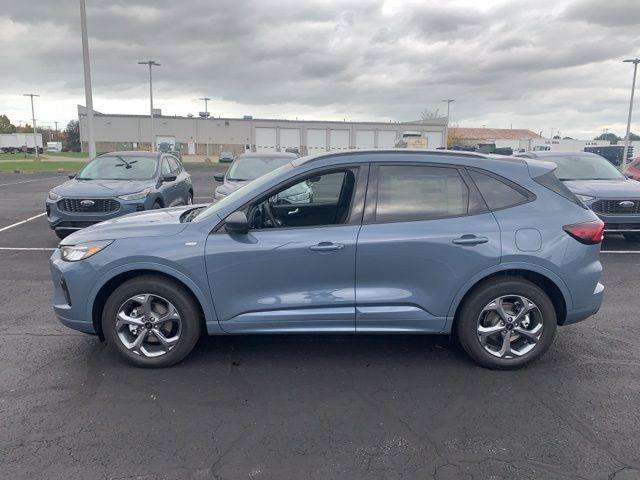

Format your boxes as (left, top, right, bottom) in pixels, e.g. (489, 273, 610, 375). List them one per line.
(245, 169, 357, 230)
(167, 156, 181, 174)
(375, 165, 469, 222)
(161, 159, 172, 176)
(76, 155, 157, 181)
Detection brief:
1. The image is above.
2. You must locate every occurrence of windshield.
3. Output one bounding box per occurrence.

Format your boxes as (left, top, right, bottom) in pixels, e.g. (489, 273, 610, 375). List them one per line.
(194, 161, 293, 222)
(227, 156, 292, 181)
(549, 155, 625, 181)
(77, 155, 157, 180)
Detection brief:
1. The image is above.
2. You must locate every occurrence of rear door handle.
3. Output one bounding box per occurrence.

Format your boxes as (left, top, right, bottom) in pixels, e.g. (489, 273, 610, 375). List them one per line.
(309, 242, 345, 252)
(452, 235, 489, 246)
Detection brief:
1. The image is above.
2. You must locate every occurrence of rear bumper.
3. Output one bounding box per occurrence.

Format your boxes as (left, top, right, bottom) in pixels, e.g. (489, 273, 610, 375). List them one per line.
(563, 282, 604, 325)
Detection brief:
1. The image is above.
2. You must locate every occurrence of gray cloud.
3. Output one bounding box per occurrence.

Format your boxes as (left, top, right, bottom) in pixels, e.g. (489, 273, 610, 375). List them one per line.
(1, 0, 640, 138)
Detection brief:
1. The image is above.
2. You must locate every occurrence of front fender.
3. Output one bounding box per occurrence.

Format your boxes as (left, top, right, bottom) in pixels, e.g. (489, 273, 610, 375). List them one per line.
(87, 260, 224, 335)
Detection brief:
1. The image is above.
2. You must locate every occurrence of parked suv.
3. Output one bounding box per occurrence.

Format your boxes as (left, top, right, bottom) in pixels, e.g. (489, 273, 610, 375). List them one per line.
(50, 150, 604, 369)
(516, 151, 640, 242)
(46, 151, 193, 239)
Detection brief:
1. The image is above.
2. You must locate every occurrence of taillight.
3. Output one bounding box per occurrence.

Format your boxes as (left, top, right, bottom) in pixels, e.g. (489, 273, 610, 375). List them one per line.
(563, 219, 604, 245)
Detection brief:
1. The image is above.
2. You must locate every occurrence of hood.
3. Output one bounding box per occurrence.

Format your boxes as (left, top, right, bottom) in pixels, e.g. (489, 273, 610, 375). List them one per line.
(562, 179, 640, 199)
(215, 179, 250, 196)
(59, 204, 200, 245)
(52, 179, 155, 198)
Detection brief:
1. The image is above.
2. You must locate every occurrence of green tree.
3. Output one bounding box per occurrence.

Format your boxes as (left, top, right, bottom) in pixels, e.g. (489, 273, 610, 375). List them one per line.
(593, 132, 621, 144)
(628, 132, 640, 141)
(0, 114, 17, 133)
(64, 120, 80, 152)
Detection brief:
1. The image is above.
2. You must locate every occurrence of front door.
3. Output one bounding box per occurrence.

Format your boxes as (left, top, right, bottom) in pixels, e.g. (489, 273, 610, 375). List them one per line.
(355, 163, 501, 332)
(205, 165, 367, 333)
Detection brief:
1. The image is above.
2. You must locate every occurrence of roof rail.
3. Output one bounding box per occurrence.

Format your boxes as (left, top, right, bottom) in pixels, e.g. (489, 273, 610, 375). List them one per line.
(297, 149, 489, 165)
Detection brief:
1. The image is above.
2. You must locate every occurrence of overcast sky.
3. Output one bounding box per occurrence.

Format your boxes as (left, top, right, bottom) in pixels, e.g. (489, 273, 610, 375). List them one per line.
(1, 0, 639, 138)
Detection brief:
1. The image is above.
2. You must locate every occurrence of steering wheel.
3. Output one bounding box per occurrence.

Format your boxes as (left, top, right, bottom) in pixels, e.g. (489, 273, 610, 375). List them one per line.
(263, 200, 281, 228)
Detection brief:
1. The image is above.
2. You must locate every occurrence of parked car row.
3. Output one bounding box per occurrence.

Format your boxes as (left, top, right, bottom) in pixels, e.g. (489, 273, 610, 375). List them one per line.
(48, 148, 613, 370)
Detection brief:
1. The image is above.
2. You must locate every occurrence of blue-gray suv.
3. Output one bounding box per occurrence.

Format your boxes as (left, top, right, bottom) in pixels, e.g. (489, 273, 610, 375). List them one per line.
(49, 150, 604, 369)
(46, 151, 193, 239)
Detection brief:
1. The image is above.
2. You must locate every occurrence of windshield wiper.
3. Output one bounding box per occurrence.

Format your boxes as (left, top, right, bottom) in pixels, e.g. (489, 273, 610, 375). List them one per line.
(113, 155, 137, 169)
(227, 177, 249, 181)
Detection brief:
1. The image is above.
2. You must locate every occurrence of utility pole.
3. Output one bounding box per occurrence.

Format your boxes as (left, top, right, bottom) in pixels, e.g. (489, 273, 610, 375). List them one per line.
(54, 121, 59, 141)
(442, 99, 454, 149)
(138, 60, 161, 151)
(199, 97, 211, 160)
(79, 0, 96, 159)
(23, 93, 40, 161)
(622, 58, 639, 172)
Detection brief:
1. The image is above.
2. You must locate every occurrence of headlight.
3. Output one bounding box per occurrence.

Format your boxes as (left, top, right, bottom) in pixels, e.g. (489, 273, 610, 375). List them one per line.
(576, 194, 595, 203)
(48, 191, 62, 201)
(118, 187, 151, 201)
(60, 240, 113, 262)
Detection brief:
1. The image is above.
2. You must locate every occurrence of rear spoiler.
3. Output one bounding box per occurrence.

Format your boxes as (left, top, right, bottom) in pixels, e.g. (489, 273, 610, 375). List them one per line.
(524, 159, 558, 178)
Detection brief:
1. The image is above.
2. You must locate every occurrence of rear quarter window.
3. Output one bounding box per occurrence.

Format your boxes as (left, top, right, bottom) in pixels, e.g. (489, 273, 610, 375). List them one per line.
(533, 171, 584, 208)
(467, 169, 531, 210)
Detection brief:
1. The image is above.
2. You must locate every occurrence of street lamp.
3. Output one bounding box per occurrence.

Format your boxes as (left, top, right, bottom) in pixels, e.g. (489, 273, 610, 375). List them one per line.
(622, 58, 640, 172)
(23, 93, 40, 161)
(442, 99, 454, 149)
(199, 97, 212, 160)
(138, 60, 161, 151)
(79, 0, 96, 159)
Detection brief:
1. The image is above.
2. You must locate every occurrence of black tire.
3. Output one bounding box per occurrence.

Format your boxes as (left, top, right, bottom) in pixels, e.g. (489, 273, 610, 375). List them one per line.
(101, 275, 201, 368)
(456, 278, 557, 369)
(623, 233, 640, 242)
(55, 230, 69, 240)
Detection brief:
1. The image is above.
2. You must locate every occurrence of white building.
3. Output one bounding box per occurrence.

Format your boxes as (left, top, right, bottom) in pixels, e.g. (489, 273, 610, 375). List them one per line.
(78, 106, 447, 156)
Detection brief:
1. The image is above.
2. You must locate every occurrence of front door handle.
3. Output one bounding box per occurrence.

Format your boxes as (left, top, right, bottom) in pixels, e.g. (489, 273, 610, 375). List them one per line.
(309, 242, 345, 252)
(287, 208, 300, 215)
(452, 235, 489, 246)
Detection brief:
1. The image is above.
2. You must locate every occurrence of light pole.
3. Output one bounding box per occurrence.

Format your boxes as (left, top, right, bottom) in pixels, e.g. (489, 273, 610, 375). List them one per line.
(23, 93, 40, 161)
(442, 99, 454, 149)
(622, 58, 639, 172)
(199, 97, 211, 160)
(138, 60, 161, 151)
(79, 0, 96, 159)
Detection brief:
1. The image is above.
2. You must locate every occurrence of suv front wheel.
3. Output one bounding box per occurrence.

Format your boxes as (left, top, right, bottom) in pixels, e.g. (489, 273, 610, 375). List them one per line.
(102, 275, 201, 367)
(456, 278, 557, 369)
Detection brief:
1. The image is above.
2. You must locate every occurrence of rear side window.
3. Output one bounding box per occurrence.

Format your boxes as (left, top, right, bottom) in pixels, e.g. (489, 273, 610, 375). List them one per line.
(533, 171, 584, 208)
(468, 170, 529, 210)
(375, 165, 469, 222)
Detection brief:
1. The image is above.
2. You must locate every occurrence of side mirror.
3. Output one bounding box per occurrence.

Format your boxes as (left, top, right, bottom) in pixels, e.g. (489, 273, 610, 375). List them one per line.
(224, 211, 249, 234)
(214, 173, 225, 182)
(623, 172, 631, 179)
(162, 174, 177, 182)
(68, 173, 76, 179)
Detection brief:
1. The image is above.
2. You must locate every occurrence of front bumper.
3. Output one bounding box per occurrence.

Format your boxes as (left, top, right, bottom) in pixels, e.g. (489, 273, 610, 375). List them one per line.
(50, 249, 100, 334)
(583, 200, 640, 233)
(46, 197, 151, 233)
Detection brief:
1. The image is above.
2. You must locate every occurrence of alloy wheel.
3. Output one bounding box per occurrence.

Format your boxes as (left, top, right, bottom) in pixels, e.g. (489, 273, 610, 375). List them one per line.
(115, 294, 182, 358)
(476, 295, 543, 359)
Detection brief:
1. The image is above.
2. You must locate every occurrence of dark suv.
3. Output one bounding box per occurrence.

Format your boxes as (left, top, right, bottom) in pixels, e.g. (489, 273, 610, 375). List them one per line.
(46, 151, 193, 239)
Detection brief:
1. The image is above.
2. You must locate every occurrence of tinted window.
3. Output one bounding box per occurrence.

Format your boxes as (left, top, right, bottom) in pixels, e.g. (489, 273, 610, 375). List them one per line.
(228, 156, 292, 181)
(533, 171, 583, 207)
(161, 159, 171, 176)
(77, 155, 157, 180)
(468, 170, 528, 210)
(167, 156, 181, 174)
(376, 166, 469, 222)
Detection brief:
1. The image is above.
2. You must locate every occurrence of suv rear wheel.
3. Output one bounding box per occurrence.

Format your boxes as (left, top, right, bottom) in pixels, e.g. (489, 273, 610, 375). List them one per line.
(102, 275, 201, 367)
(456, 278, 557, 369)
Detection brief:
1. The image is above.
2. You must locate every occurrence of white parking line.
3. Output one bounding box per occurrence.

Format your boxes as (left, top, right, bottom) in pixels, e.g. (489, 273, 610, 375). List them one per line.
(0, 247, 55, 251)
(0, 212, 46, 233)
(0, 175, 62, 188)
(601, 250, 640, 254)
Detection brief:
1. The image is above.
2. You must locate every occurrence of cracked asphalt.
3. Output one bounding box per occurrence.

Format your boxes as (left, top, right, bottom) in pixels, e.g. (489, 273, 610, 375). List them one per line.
(0, 165, 639, 480)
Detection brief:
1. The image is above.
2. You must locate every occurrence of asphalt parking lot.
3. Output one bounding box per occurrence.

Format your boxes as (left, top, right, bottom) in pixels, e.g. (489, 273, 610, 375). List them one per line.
(1, 164, 639, 480)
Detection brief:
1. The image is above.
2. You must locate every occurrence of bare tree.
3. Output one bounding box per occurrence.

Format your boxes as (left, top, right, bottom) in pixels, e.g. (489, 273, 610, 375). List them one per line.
(420, 108, 445, 120)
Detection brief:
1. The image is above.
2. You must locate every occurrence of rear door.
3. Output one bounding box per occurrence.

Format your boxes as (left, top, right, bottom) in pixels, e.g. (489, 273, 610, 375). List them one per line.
(355, 162, 501, 332)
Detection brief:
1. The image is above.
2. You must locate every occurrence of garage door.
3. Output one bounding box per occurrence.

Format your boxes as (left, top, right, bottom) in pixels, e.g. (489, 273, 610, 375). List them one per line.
(255, 128, 277, 152)
(329, 129, 350, 152)
(280, 128, 301, 151)
(307, 129, 326, 154)
(355, 130, 375, 149)
(378, 131, 398, 149)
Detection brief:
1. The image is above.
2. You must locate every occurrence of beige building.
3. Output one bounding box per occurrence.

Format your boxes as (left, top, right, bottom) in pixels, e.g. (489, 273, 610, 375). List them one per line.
(78, 106, 448, 156)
